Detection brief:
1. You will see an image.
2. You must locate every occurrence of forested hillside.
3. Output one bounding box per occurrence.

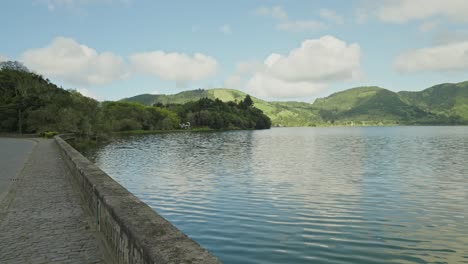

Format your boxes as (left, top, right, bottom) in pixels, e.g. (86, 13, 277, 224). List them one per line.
(0, 62, 271, 135)
(399, 82, 468, 120)
(313, 84, 468, 125)
(2, 60, 466, 132)
(0, 62, 100, 136)
(122, 89, 322, 126)
(124, 84, 468, 126)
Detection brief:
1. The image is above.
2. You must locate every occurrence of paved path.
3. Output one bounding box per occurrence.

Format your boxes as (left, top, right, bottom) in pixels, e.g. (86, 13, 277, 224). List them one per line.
(0, 139, 109, 264)
(0, 138, 35, 202)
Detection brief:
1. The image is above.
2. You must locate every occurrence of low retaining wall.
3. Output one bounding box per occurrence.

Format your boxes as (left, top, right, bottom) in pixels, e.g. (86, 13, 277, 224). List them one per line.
(54, 135, 220, 264)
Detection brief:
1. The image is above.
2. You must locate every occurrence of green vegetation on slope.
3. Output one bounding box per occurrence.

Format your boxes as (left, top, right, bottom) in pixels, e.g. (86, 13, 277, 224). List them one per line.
(3, 60, 466, 131)
(399, 81, 468, 121)
(312, 87, 431, 125)
(312, 86, 384, 112)
(165, 96, 271, 130)
(0, 62, 100, 136)
(0, 62, 271, 135)
(123, 84, 468, 126)
(122, 88, 321, 127)
(121, 88, 248, 105)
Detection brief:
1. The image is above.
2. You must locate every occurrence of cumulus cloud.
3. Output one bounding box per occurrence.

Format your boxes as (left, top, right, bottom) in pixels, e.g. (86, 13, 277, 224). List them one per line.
(265, 36, 361, 82)
(364, 0, 468, 23)
(276, 20, 325, 32)
(245, 35, 362, 98)
(223, 60, 264, 89)
(21, 37, 128, 86)
(395, 41, 468, 73)
(255, 6, 288, 20)
(247, 73, 327, 98)
(319, 9, 344, 24)
(220, 24, 232, 35)
(18, 36, 219, 88)
(130, 51, 218, 85)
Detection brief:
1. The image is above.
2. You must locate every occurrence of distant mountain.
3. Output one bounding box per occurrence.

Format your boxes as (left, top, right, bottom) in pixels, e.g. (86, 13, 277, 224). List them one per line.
(121, 82, 468, 126)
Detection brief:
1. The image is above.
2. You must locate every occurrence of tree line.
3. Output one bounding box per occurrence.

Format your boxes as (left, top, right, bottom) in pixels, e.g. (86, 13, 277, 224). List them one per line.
(0, 62, 271, 137)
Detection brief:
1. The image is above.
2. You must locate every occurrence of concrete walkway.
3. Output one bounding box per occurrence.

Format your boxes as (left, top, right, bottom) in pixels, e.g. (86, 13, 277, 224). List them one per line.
(0, 138, 35, 202)
(0, 139, 109, 264)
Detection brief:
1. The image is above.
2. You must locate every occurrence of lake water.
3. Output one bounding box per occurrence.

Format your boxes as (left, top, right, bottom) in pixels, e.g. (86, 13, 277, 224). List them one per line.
(83, 127, 468, 264)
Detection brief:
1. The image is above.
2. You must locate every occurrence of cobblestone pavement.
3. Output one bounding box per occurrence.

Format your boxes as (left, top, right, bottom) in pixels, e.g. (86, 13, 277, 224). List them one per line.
(0, 139, 108, 264)
(0, 138, 35, 203)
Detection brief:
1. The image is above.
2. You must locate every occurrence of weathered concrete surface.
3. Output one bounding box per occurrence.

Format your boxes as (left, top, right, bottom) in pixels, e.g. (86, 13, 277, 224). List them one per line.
(56, 135, 221, 264)
(0, 138, 35, 203)
(0, 139, 109, 263)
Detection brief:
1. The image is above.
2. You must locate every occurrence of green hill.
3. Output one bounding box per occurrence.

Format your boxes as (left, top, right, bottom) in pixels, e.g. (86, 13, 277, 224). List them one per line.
(311, 87, 431, 125)
(121, 88, 247, 105)
(312, 86, 385, 112)
(1, 62, 272, 135)
(122, 89, 320, 127)
(121, 82, 468, 126)
(399, 81, 468, 121)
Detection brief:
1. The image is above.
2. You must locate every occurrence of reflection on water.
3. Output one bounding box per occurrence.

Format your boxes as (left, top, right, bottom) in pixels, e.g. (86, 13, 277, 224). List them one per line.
(84, 127, 468, 264)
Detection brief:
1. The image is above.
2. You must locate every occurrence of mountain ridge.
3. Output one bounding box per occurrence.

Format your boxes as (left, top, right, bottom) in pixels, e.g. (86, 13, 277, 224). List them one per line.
(121, 81, 468, 126)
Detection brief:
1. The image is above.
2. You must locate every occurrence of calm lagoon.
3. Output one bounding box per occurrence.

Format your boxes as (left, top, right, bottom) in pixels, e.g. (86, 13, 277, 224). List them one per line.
(83, 127, 468, 264)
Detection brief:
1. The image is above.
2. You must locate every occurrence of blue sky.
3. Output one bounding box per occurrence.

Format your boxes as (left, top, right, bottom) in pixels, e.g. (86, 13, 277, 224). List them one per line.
(2, 0, 468, 101)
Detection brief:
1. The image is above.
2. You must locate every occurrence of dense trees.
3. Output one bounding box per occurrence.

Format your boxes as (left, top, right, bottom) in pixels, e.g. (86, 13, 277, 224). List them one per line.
(166, 96, 271, 130)
(99, 101, 180, 132)
(0, 63, 271, 136)
(0, 65, 104, 136)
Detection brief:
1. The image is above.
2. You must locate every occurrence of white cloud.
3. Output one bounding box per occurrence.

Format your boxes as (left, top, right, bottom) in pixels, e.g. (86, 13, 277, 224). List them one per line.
(255, 6, 287, 20)
(0, 54, 8, 62)
(371, 0, 468, 23)
(245, 35, 362, 98)
(395, 41, 468, 72)
(130, 51, 218, 85)
(19, 36, 219, 88)
(276, 20, 325, 32)
(76, 88, 98, 99)
(247, 73, 326, 98)
(223, 60, 263, 89)
(319, 9, 344, 24)
(265, 36, 361, 82)
(220, 24, 232, 35)
(21, 37, 128, 86)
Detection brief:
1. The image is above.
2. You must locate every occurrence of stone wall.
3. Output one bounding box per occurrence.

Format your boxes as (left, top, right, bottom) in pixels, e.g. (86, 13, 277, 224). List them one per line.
(54, 135, 220, 264)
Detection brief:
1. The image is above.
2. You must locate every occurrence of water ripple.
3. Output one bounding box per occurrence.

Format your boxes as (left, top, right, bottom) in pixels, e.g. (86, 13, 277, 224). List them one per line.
(85, 127, 468, 264)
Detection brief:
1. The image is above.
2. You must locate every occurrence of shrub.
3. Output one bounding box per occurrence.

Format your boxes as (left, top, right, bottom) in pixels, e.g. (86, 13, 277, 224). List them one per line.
(43, 131, 59, 138)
